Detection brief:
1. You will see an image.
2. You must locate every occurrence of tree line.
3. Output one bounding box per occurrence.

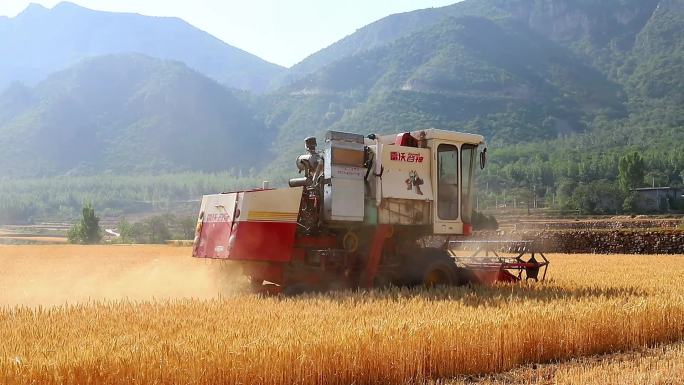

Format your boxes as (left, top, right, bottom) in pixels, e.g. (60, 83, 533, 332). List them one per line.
(480, 145, 684, 214)
(68, 204, 197, 245)
(0, 172, 261, 225)
(2, 122, 683, 227)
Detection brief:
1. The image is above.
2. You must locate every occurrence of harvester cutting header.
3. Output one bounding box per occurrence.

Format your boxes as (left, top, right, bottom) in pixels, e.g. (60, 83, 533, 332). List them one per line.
(193, 129, 547, 294)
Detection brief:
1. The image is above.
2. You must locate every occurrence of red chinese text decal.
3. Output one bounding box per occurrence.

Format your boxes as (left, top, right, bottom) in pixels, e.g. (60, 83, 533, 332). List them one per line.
(390, 151, 424, 163)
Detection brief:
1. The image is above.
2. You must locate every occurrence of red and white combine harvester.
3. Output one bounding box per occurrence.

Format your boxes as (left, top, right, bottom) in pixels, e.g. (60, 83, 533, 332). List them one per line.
(193, 129, 548, 294)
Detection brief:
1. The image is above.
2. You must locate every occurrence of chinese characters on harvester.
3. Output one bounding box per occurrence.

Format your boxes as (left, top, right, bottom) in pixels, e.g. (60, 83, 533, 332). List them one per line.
(390, 151, 424, 163)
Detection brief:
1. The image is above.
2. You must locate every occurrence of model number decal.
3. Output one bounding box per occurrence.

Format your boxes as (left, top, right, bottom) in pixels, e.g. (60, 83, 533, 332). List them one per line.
(333, 166, 364, 177)
(205, 213, 232, 222)
(390, 151, 424, 163)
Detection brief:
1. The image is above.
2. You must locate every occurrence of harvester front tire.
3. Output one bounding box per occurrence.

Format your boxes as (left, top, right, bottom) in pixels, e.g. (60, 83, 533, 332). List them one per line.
(402, 248, 457, 288)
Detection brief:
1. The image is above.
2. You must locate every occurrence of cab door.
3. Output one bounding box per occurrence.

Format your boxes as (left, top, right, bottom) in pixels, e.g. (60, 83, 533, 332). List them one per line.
(460, 144, 478, 232)
(432, 142, 463, 234)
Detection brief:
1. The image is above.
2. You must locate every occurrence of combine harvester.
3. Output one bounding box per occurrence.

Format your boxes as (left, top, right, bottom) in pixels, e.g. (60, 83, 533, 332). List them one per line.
(193, 129, 548, 294)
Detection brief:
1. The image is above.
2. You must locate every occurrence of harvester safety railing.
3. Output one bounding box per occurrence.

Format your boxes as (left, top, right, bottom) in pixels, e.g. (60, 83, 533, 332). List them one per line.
(448, 238, 549, 281)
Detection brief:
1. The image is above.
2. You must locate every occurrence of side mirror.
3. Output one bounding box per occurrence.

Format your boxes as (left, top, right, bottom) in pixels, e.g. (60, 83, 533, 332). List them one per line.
(479, 148, 487, 170)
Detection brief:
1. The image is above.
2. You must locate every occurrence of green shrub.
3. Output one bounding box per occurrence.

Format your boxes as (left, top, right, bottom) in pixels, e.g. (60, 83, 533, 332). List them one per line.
(67, 203, 102, 244)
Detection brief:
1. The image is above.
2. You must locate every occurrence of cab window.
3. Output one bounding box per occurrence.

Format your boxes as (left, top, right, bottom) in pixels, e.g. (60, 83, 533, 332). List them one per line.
(461, 144, 477, 224)
(437, 144, 459, 220)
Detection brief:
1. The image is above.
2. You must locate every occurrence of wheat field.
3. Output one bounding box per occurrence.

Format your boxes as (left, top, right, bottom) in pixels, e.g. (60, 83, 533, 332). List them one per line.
(1, 245, 683, 384)
(446, 341, 684, 384)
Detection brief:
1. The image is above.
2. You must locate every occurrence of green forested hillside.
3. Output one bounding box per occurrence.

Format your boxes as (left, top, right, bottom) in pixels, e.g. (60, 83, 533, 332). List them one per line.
(256, 14, 625, 179)
(273, 0, 506, 88)
(262, 0, 683, 213)
(473, 0, 684, 213)
(0, 54, 267, 177)
(0, 0, 682, 223)
(295, 17, 623, 142)
(277, 0, 662, 87)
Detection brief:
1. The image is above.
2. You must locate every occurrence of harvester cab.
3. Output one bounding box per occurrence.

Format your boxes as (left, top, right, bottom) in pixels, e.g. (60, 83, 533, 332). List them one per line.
(193, 129, 547, 294)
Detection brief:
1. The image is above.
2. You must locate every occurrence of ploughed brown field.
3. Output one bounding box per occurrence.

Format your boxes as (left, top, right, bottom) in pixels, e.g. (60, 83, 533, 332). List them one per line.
(1, 245, 683, 384)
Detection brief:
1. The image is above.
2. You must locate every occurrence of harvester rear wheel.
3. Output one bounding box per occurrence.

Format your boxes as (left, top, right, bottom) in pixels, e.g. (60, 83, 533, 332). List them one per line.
(248, 277, 264, 292)
(282, 283, 312, 296)
(401, 248, 457, 288)
(282, 282, 329, 296)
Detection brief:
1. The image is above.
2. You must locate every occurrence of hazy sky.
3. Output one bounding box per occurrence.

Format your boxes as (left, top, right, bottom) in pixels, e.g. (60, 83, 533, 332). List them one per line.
(0, 1, 459, 67)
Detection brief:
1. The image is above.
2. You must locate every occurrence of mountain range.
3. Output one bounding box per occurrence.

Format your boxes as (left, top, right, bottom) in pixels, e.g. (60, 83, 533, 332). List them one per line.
(0, 0, 682, 187)
(0, 54, 266, 176)
(0, 2, 284, 92)
(279, 0, 664, 85)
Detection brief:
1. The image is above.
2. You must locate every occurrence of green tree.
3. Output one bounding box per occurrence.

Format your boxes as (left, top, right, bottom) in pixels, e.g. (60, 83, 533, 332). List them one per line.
(618, 152, 646, 214)
(511, 187, 534, 214)
(129, 221, 149, 244)
(572, 180, 623, 214)
(147, 216, 171, 244)
(117, 217, 132, 244)
(67, 203, 102, 244)
(622, 192, 639, 213)
(618, 152, 645, 191)
(179, 216, 197, 240)
(571, 184, 599, 214)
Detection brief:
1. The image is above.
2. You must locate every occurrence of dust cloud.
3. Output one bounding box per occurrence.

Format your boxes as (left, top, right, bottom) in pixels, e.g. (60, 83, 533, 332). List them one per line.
(0, 245, 247, 307)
